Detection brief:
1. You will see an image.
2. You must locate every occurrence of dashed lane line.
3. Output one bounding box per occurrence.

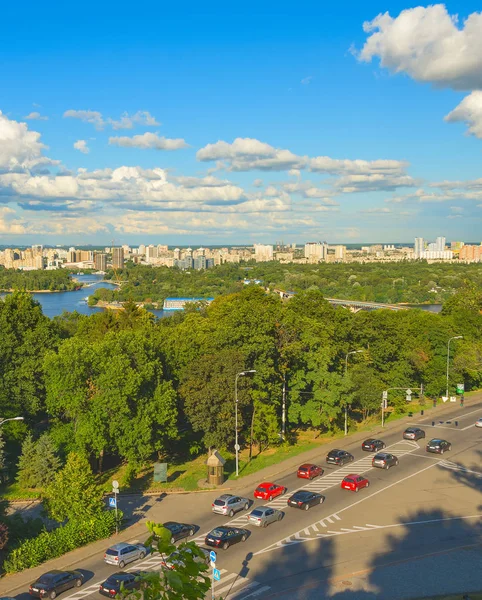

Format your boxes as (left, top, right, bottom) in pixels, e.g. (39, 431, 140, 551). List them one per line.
(253, 460, 441, 556)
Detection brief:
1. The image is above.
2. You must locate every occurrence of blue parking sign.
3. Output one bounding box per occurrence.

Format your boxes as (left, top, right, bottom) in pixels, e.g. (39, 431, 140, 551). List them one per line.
(109, 497, 116, 508)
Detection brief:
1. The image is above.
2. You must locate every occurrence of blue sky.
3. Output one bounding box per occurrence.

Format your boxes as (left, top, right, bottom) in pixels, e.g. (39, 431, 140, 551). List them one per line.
(1, 0, 481, 245)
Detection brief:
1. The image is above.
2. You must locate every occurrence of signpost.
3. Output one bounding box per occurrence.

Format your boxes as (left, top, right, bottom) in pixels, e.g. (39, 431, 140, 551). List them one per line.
(210, 551, 217, 599)
(112, 480, 119, 535)
(456, 383, 465, 395)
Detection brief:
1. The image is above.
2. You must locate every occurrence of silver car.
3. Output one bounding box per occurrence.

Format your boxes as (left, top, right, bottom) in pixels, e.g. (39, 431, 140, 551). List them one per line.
(212, 494, 249, 517)
(475, 418, 482, 428)
(246, 506, 282, 527)
(162, 547, 210, 570)
(104, 543, 147, 568)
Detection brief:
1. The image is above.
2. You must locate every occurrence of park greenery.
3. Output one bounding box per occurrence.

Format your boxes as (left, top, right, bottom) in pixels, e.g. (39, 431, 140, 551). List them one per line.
(92, 261, 482, 305)
(0, 268, 79, 291)
(0, 265, 481, 569)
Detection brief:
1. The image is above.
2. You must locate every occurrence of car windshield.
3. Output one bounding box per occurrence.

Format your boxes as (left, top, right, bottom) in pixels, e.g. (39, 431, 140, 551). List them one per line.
(405, 428, 415, 433)
(213, 499, 226, 506)
(210, 529, 226, 537)
(430, 440, 442, 444)
(250, 510, 264, 517)
(343, 477, 354, 482)
(294, 492, 310, 500)
(37, 575, 55, 584)
(375, 454, 386, 459)
(105, 549, 119, 556)
(255, 487, 265, 492)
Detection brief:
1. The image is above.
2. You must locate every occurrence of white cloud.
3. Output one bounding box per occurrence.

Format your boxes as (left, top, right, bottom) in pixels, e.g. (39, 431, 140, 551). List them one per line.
(196, 137, 307, 171)
(301, 76, 314, 85)
(108, 111, 159, 130)
(360, 207, 392, 214)
(63, 109, 105, 129)
(0, 111, 51, 172)
(73, 140, 89, 154)
(253, 178, 263, 187)
(444, 91, 482, 138)
(309, 156, 407, 175)
(23, 112, 48, 121)
(109, 132, 188, 150)
(358, 5, 482, 90)
(335, 173, 419, 193)
(0, 206, 27, 234)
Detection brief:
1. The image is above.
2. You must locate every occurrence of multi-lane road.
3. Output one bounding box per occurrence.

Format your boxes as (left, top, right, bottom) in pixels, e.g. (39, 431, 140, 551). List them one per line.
(4, 402, 482, 600)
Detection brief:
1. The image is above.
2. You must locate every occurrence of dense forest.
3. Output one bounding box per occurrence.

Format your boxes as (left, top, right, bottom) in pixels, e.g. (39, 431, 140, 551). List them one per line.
(0, 281, 481, 484)
(0, 268, 79, 292)
(92, 261, 482, 306)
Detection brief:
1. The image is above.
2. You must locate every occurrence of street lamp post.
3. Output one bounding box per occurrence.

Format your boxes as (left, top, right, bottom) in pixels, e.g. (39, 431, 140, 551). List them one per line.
(235, 370, 256, 477)
(446, 336, 463, 400)
(0, 416, 24, 427)
(344, 350, 364, 436)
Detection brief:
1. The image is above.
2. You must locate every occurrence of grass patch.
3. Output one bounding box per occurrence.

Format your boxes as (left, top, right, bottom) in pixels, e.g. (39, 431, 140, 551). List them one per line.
(0, 482, 41, 501)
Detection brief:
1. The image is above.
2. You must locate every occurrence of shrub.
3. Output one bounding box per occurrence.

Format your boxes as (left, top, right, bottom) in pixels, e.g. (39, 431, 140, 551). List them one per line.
(3, 510, 118, 573)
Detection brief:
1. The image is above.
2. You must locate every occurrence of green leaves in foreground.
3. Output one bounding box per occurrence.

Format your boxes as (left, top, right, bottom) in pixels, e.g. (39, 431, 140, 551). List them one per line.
(122, 521, 212, 600)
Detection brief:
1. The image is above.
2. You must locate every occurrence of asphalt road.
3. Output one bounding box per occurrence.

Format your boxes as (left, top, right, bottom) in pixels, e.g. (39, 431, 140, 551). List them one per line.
(6, 402, 482, 600)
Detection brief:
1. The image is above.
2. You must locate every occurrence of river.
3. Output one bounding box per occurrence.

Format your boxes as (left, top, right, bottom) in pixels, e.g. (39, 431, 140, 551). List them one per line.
(1, 274, 443, 319)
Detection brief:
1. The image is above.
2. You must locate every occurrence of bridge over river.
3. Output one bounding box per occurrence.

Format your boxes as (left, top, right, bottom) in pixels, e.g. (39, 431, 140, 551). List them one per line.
(274, 290, 408, 312)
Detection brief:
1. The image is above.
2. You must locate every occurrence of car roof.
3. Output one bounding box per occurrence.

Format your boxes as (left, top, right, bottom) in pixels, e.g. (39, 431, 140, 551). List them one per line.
(293, 490, 313, 497)
(217, 494, 235, 500)
(364, 438, 376, 442)
(299, 463, 315, 468)
(374, 452, 389, 457)
(40, 571, 64, 577)
(252, 506, 271, 513)
(257, 482, 274, 487)
(345, 474, 360, 479)
(429, 438, 445, 443)
(328, 449, 342, 454)
(106, 573, 134, 581)
(108, 543, 132, 551)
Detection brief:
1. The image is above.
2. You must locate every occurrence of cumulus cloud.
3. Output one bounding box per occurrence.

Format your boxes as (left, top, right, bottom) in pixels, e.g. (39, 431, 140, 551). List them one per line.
(109, 132, 188, 150)
(63, 109, 105, 129)
(0, 111, 52, 172)
(73, 140, 89, 154)
(23, 112, 48, 121)
(309, 156, 407, 175)
(444, 91, 482, 138)
(197, 137, 307, 171)
(0, 206, 27, 234)
(358, 5, 482, 90)
(334, 173, 419, 193)
(108, 111, 160, 130)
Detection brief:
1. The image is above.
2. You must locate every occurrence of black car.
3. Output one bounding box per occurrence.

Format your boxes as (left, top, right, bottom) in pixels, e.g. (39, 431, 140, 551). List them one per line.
(287, 490, 325, 511)
(99, 572, 146, 598)
(372, 452, 399, 469)
(163, 521, 196, 542)
(362, 439, 386, 452)
(326, 449, 354, 466)
(403, 427, 426, 441)
(205, 526, 249, 550)
(426, 438, 452, 454)
(29, 570, 84, 598)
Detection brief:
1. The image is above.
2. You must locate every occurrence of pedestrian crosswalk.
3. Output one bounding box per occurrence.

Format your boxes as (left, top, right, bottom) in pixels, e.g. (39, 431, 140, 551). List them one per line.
(439, 459, 482, 477)
(62, 552, 269, 600)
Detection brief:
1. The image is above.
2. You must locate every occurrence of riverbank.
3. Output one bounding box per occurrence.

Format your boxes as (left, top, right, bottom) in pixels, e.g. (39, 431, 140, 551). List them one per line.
(0, 287, 82, 293)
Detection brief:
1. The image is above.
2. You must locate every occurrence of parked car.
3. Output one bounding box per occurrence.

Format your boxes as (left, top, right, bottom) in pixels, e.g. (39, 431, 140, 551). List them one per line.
(426, 438, 452, 454)
(103, 543, 147, 568)
(326, 449, 354, 466)
(99, 572, 147, 597)
(287, 490, 325, 510)
(212, 494, 249, 517)
(341, 474, 370, 492)
(475, 418, 482, 428)
(161, 547, 210, 570)
(403, 427, 426, 440)
(247, 506, 283, 527)
(254, 482, 286, 501)
(163, 521, 196, 542)
(205, 527, 249, 550)
(362, 439, 386, 452)
(29, 570, 84, 598)
(297, 463, 324, 480)
(372, 452, 399, 469)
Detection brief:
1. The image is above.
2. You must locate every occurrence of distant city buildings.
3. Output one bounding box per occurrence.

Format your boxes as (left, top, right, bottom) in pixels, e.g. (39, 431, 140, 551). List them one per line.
(0, 235, 481, 272)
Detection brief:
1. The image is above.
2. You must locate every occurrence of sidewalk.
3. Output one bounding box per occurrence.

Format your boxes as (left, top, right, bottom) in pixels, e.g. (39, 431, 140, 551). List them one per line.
(0, 394, 479, 596)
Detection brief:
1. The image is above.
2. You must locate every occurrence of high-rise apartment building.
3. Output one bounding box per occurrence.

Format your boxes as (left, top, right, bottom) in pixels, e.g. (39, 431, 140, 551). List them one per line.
(414, 237, 424, 258)
(94, 253, 107, 271)
(304, 242, 327, 262)
(112, 247, 124, 269)
(254, 244, 274, 262)
(334, 245, 346, 261)
(435, 237, 446, 252)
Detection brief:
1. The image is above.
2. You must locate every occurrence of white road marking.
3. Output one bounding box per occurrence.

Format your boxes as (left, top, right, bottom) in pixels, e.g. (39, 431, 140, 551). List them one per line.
(439, 460, 482, 477)
(254, 460, 440, 556)
(232, 585, 271, 599)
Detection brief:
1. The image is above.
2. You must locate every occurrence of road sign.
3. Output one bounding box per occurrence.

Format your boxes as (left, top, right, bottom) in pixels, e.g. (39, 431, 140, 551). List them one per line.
(213, 569, 221, 581)
(112, 487, 119, 494)
(382, 391, 388, 400)
(456, 383, 464, 394)
(109, 497, 117, 508)
(112, 480, 119, 490)
(406, 389, 412, 396)
(450, 396, 457, 403)
(209, 550, 217, 563)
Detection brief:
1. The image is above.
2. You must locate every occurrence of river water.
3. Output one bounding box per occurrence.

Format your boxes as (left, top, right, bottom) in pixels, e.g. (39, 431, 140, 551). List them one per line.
(1, 274, 443, 319)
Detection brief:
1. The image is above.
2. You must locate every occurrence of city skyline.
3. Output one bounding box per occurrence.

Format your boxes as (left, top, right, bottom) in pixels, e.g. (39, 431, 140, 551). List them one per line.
(1, 1, 482, 244)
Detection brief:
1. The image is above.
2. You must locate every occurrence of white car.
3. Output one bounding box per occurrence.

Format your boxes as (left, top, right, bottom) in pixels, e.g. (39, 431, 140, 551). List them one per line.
(475, 418, 482, 428)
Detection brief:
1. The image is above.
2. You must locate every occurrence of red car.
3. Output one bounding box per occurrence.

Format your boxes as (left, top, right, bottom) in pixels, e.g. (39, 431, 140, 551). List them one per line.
(297, 464, 324, 480)
(254, 482, 287, 501)
(341, 474, 370, 493)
